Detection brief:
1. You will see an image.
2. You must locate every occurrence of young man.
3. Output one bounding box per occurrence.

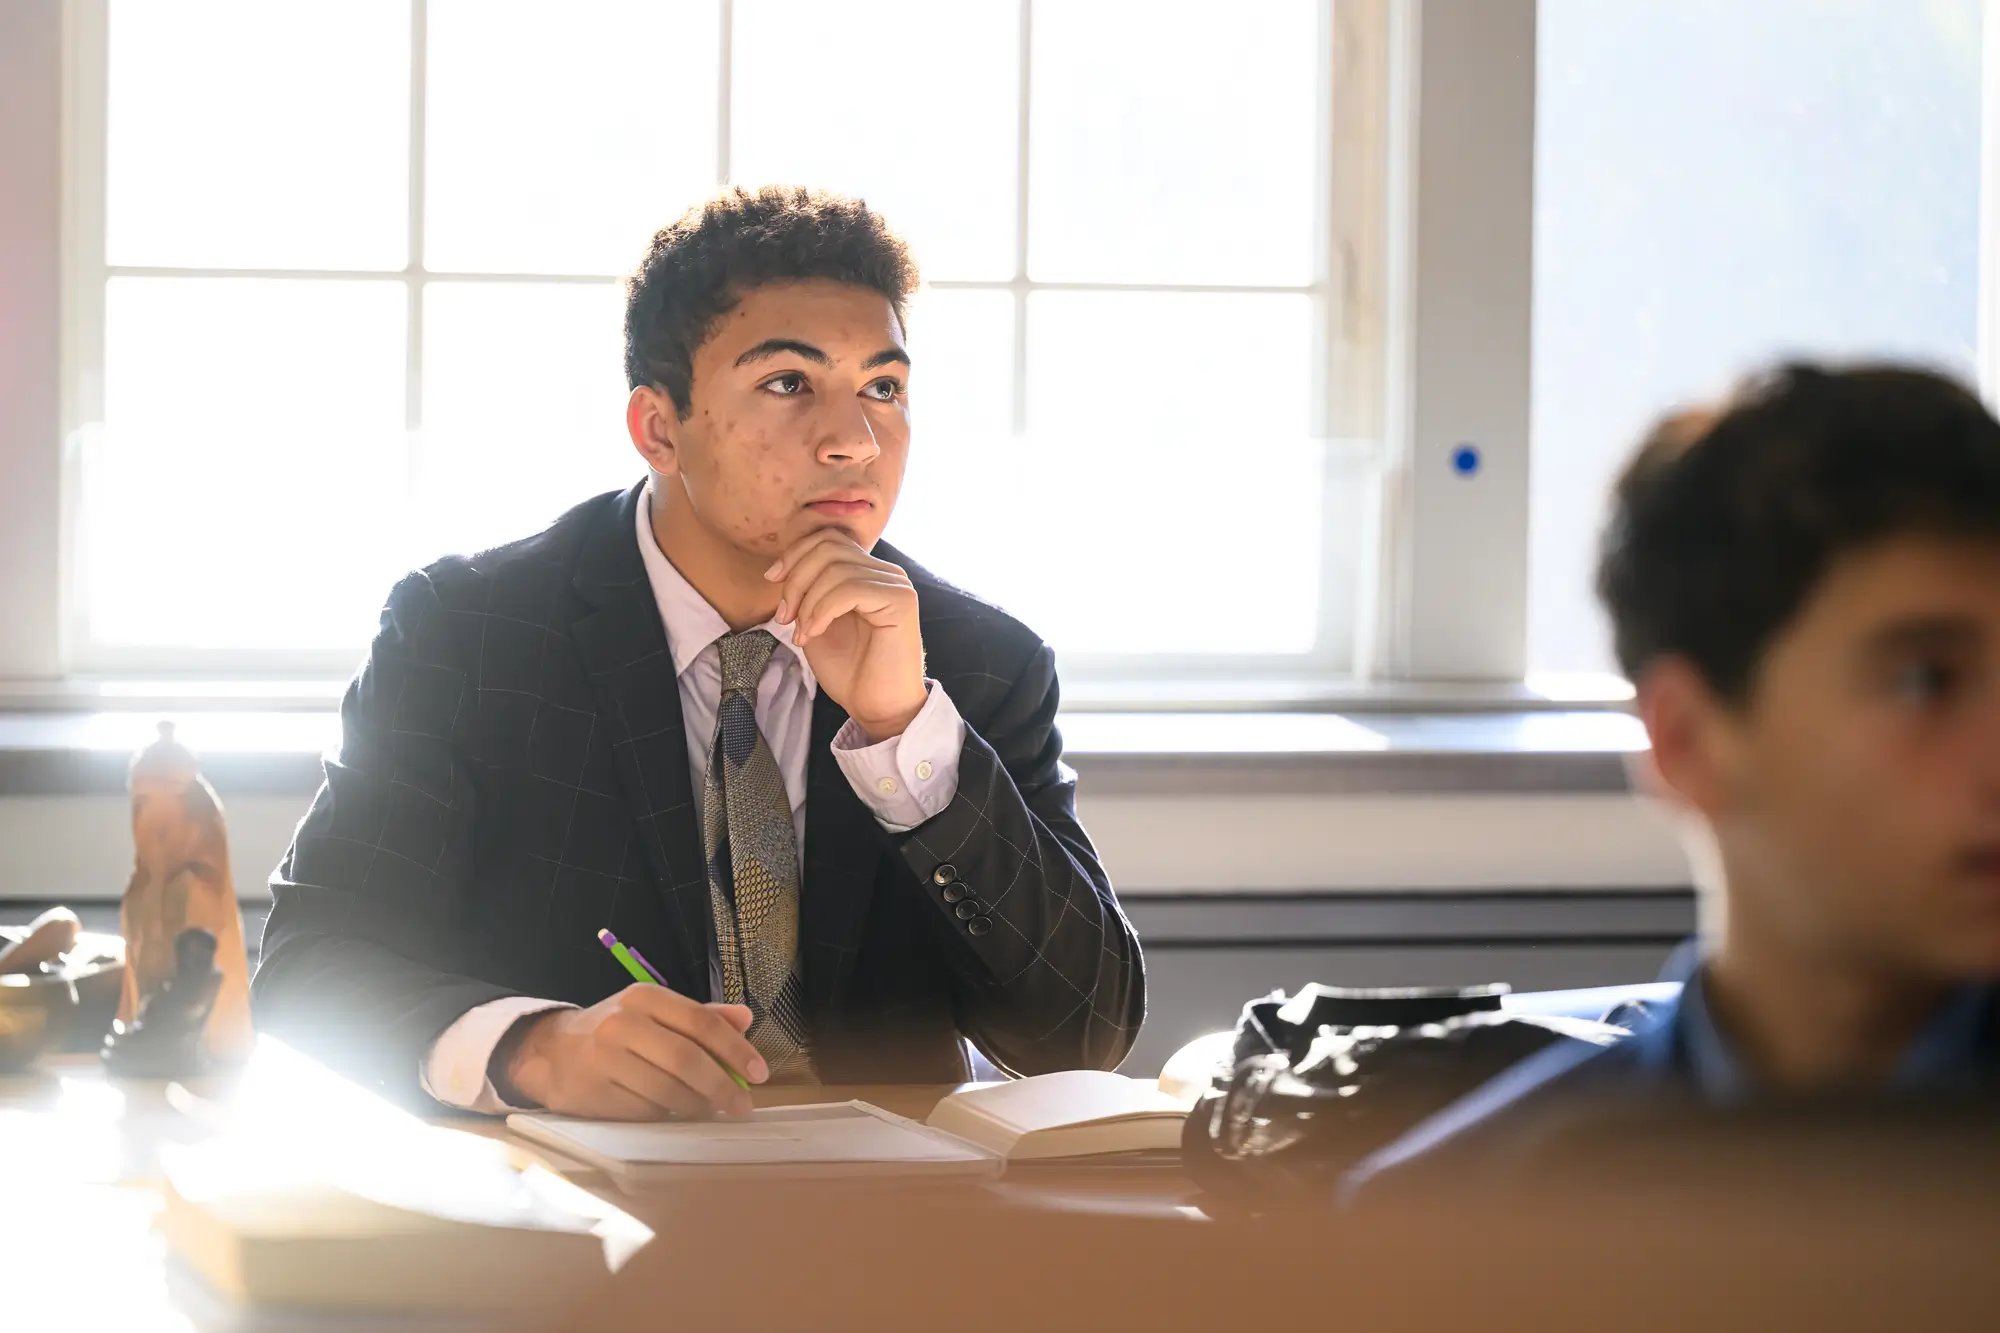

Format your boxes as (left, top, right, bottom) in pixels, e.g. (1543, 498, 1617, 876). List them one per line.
(1346, 362, 2000, 1193)
(252, 187, 1144, 1118)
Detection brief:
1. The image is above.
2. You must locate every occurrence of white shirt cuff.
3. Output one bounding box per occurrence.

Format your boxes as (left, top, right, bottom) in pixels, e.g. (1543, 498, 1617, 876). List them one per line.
(420, 996, 576, 1114)
(832, 680, 966, 833)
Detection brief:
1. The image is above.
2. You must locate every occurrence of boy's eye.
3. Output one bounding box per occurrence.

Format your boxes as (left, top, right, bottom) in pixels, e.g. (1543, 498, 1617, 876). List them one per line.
(864, 378, 904, 401)
(1892, 659, 1959, 704)
(766, 373, 806, 395)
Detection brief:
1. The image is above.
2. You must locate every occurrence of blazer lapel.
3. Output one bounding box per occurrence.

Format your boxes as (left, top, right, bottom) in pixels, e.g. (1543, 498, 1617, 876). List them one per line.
(569, 482, 712, 996)
(800, 690, 887, 1016)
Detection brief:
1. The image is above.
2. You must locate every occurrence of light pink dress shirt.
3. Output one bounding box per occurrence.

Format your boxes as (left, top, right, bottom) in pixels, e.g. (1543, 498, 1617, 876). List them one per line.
(420, 488, 965, 1111)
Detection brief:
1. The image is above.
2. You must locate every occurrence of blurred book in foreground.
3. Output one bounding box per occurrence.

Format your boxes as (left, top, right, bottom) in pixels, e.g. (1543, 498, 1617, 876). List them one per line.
(157, 1037, 649, 1321)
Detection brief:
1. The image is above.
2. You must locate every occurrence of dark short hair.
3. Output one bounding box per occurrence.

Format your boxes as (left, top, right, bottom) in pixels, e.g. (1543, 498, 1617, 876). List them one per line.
(623, 186, 919, 413)
(1596, 362, 2000, 701)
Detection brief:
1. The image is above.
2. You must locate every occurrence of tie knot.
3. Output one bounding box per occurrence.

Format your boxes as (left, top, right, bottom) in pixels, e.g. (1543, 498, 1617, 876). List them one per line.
(716, 629, 778, 696)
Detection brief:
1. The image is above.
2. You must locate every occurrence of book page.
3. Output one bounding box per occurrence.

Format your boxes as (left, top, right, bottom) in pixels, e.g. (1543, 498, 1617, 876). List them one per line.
(519, 1102, 983, 1166)
(935, 1071, 1187, 1136)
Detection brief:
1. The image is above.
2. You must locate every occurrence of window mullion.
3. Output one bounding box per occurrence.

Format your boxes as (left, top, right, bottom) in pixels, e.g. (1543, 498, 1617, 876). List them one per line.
(1979, 0, 2000, 407)
(403, 0, 429, 533)
(1310, 0, 1345, 672)
(1011, 0, 1033, 437)
(1382, 0, 1535, 681)
(717, 0, 733, 184)
(55, 0, 113, 677)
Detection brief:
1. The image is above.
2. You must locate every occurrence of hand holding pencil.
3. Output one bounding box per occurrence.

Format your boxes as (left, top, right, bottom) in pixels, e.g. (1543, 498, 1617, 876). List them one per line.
(494, 930, 768, 1121)
(597, 928, 752, 1093)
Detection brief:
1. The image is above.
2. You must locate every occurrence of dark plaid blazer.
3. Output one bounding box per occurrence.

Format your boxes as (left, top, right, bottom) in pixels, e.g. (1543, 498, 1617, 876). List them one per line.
(253, 481, 1144, 1105)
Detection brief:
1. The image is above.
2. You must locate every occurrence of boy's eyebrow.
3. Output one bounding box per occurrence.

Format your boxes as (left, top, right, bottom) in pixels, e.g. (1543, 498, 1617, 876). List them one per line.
(1858, 615, 1984, 656)
(731, 340, 910, 371)
(735, 338, 830, 368)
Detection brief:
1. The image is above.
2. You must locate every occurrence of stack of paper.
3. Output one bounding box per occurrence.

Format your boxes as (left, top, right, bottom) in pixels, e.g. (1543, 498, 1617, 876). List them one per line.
(508, 1100, 1003, 1189)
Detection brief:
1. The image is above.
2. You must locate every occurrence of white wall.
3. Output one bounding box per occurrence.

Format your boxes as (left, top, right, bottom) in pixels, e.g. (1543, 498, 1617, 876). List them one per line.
(0, 785, 1690, 902)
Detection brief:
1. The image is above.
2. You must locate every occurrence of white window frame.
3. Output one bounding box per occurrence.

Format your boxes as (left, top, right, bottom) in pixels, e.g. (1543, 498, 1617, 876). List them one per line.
(3, 0, 1551, 700)
(1374, 0, 1535, 682)
(1981, 0, 2000, 407)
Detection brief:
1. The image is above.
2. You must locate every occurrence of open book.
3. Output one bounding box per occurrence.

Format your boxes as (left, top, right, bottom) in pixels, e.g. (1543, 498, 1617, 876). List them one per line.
(924, 1070, 1191, 1161)
(506, 1073, 1196, 1188)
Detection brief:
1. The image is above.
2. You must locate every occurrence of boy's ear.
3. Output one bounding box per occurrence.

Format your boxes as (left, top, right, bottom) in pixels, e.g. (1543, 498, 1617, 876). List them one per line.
(1635, 656, 1735, 820)
(627, 384, 681, 476)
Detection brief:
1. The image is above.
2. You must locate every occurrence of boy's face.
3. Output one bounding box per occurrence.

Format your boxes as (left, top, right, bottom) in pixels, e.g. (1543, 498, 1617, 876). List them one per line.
(1654, 534, 2000, 980)
(642, 278, 910, 561)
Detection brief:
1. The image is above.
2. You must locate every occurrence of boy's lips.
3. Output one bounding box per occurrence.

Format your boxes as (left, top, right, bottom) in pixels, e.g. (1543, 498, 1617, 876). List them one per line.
(805, 496, 874, 518)
(1957, 842, 2000, 894)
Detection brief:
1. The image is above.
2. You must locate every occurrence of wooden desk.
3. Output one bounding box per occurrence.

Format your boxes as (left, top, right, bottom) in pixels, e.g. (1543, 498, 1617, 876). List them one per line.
(12, 1058, 1993, 1333)
(0, 1058, 1206, 1331)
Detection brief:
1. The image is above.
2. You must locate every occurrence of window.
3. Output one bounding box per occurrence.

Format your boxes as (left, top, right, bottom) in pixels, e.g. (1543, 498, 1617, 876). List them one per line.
(64, 0, 1377, 682)
(1528, 0, 1986, 677)
(46, 2, 1982, 699)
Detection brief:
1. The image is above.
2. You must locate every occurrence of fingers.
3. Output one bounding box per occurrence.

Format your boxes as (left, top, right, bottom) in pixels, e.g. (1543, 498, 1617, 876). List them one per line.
(624, 984, 769, 1086)
(576, 1074, 672, 1122)
(629, 1029, 753, 1117)
(602, 1045, 733, 1119)
(794, 572, 912, 644)
(596, 1011, 752, 1117)
(537, 989, 771, 1120)
(770, 537, 875, 628)
(622, 1007, 756, 1114)
(763, 529, 919, 645)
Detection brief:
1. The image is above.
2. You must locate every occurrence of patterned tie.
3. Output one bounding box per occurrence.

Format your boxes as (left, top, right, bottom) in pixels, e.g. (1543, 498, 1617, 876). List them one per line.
(701, 629, 813, 1080)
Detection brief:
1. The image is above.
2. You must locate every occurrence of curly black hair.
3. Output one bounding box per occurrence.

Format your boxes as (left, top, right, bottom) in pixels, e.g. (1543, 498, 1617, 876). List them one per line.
(622, 186, 919, 414)
(1597, 361, 2000, 701)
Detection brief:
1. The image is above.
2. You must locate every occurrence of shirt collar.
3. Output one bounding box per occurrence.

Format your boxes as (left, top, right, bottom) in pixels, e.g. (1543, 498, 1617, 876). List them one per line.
(634, 483, 816, 693)
(1895, 984, 1994, 1085)
(1672, 965, 1753, 1103)
(1670, 957, 1995, 1103)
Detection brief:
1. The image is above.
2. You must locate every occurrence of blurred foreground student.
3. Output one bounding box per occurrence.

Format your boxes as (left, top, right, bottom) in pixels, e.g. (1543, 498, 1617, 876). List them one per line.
(1347, 363, 2000, 1196)
(254, 188, 1142, 1118)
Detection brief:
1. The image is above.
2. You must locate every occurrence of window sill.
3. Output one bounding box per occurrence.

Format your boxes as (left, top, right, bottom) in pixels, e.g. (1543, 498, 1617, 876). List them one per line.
(0, 672, 1637, 714)
(0, 699, 1644, 798)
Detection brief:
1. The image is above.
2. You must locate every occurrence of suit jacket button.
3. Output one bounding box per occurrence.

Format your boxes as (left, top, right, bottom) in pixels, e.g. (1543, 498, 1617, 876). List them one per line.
(955, 901, 981, 921)
(932, 863, 959, 887)
(966, 917, 992, 937)
(942, 882, 969, 904)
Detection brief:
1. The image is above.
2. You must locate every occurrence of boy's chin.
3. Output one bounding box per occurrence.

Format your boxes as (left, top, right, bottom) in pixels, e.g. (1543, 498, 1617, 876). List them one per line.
(1916, 927, 2000, 980)
(1947, 942, 2000, 980)
(802, 517, 883, 548)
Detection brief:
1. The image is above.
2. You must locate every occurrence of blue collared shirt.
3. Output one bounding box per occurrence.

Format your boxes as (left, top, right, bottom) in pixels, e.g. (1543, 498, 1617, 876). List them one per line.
(1340, 949, 1998, 1204)
(1668, 964, 1997, 1104)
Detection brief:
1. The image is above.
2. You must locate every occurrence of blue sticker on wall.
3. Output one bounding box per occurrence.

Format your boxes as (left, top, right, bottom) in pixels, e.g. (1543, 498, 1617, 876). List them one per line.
(1451, 444, 1481, 476)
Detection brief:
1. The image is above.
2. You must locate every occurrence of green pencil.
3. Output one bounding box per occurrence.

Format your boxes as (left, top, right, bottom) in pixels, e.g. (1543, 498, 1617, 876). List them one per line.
(596, 927, 753, 1092)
